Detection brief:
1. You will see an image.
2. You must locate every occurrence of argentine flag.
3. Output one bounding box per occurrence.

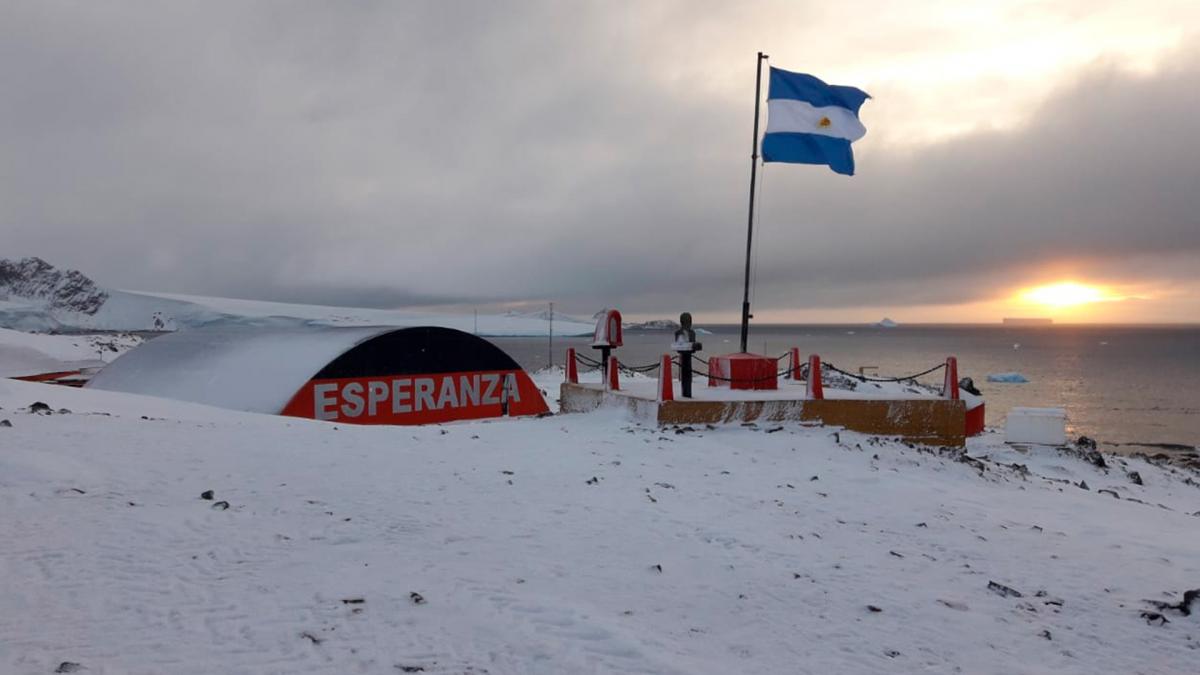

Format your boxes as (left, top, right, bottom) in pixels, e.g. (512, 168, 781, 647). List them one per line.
(762, 68, 870, 176)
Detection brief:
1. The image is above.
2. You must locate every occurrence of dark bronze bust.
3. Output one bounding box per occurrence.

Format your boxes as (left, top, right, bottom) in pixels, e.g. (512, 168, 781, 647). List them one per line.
(674, 312, 698, 347)
(672, 312, 701, 398)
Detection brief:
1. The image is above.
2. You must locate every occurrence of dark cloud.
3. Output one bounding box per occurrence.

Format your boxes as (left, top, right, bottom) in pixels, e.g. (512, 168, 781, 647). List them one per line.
(2, 2, 1197, 320)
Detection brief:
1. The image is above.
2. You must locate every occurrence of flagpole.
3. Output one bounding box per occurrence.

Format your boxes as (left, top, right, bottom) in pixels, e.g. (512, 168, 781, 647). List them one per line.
(740, 51, 768, 354)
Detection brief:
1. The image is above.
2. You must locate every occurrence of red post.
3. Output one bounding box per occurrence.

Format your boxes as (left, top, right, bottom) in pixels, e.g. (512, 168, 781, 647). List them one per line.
(806, 354, 824, 400)
(789, 347, 801, 380)
(565, 348, 578, 383)
(943, 356, 959, 400)
(708, 355, 721, 388)
(606, 355, 620, 391)
(657, 354, 674, 402)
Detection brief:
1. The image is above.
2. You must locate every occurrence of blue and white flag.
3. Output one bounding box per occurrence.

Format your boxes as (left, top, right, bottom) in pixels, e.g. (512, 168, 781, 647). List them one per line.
(762, 68, 870, 176)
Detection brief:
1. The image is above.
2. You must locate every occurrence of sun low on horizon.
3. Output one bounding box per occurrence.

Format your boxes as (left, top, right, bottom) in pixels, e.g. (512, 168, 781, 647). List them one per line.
(1018, 281, 1120, 308)
(1000, 280, 1130, 321)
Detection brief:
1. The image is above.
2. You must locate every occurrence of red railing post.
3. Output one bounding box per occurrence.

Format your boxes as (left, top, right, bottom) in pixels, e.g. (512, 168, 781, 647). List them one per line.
(657, 354, 674, 402)
(789, 347, 801, 380)
(943, 356, 959, 400)
(565, 348, 578, 383)
(806, 354, 824, 400)
(606, 356, 620, 391)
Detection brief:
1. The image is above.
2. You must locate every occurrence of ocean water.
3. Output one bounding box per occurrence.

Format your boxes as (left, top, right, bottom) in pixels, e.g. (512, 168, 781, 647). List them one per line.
(494, 324, 1200, 451)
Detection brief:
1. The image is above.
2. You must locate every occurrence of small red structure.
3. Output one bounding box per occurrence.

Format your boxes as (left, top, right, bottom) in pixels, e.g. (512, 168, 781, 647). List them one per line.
(708, 353, 778, 390)
(592, 309, 623, 389)
(11, 369, 85, 383)
(965, 403, 986, 437)
(592, 309, 623, 348)
(606, 356, 620, 391)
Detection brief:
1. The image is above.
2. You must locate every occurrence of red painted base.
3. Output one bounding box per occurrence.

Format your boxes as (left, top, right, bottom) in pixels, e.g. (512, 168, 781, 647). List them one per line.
(965, 403, 986, 437)
(708, 353, 779, 390)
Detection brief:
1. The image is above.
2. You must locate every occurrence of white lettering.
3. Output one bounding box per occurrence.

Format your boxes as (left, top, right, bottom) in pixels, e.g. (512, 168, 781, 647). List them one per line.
(314, 383, 339, 420)
(435, 377, 459, 409)
(414, 378, 435, 412)
(341, 382, 365, 418)
(459, 374, 480, 406)
(504, 373, 521, 402)
(481, 373, 501, 404)
(392, 378, 412, 413)
(314, 373, 516, 421)
(367, 380, 388, 416)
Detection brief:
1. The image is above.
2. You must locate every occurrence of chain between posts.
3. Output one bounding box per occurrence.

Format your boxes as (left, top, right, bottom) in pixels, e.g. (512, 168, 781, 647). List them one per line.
(689, 353, 948, 385)
(571, 350, 662, 375)
(575, 353, 603, 367)
(618, 362, 663, 374)
(574, 349, 948, 386)
(823, 361, 946, 383)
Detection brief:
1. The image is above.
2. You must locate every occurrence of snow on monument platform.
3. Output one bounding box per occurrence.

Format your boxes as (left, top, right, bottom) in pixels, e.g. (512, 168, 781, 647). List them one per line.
(561, 376, 969, 446)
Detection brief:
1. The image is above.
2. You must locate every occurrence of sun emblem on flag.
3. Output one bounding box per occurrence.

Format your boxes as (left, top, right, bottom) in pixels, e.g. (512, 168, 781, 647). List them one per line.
(818, 116, 832, 128)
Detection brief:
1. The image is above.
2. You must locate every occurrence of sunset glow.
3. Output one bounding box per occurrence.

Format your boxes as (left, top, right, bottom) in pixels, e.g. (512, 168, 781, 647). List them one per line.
(1019, 282, 1115, 308)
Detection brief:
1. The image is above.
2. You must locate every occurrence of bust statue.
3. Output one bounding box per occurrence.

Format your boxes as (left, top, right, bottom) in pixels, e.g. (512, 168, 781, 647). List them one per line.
(674, 312, 697, 346)
(672, 312, 701, 398)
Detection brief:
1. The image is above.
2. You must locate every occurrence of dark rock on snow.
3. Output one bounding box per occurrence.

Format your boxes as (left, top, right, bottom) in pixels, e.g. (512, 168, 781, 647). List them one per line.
(1140, 611, 1170, 625)
(1146, 589, 1200, 617)
(987, 581, 1023, 598)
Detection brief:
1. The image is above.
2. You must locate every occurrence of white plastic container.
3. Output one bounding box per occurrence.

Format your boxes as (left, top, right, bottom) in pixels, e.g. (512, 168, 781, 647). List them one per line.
(1005, 407, 1067, 446)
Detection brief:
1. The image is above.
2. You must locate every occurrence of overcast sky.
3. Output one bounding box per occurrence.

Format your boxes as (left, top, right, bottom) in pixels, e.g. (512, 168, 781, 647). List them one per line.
(3, 1, 1198, 323)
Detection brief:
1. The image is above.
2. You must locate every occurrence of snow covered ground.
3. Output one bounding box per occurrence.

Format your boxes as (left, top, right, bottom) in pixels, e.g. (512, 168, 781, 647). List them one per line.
(0, 328, 141, 378)
(2, 369, 1197, 674)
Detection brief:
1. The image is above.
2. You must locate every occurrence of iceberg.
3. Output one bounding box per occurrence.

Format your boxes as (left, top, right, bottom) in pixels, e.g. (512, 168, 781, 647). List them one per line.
(987, 372, 1029, 383)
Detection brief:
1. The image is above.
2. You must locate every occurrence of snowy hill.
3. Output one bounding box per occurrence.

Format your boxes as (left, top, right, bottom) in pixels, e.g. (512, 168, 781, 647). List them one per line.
(1, 371, 1198, 673)
(0, 258, 591, 336)
(0, 327, 141, 378)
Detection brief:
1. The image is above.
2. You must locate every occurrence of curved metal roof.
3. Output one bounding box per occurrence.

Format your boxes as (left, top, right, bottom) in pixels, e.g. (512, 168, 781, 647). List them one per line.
(86, 325, 395, 413)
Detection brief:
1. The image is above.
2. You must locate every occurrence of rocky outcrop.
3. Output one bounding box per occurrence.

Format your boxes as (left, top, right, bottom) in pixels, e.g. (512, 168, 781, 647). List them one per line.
(0, 257, 108, 315)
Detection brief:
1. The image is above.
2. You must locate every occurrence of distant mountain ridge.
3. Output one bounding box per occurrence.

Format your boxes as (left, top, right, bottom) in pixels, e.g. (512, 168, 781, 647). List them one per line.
(0, 257, 108, 315)
(0, 257, 591, 337)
